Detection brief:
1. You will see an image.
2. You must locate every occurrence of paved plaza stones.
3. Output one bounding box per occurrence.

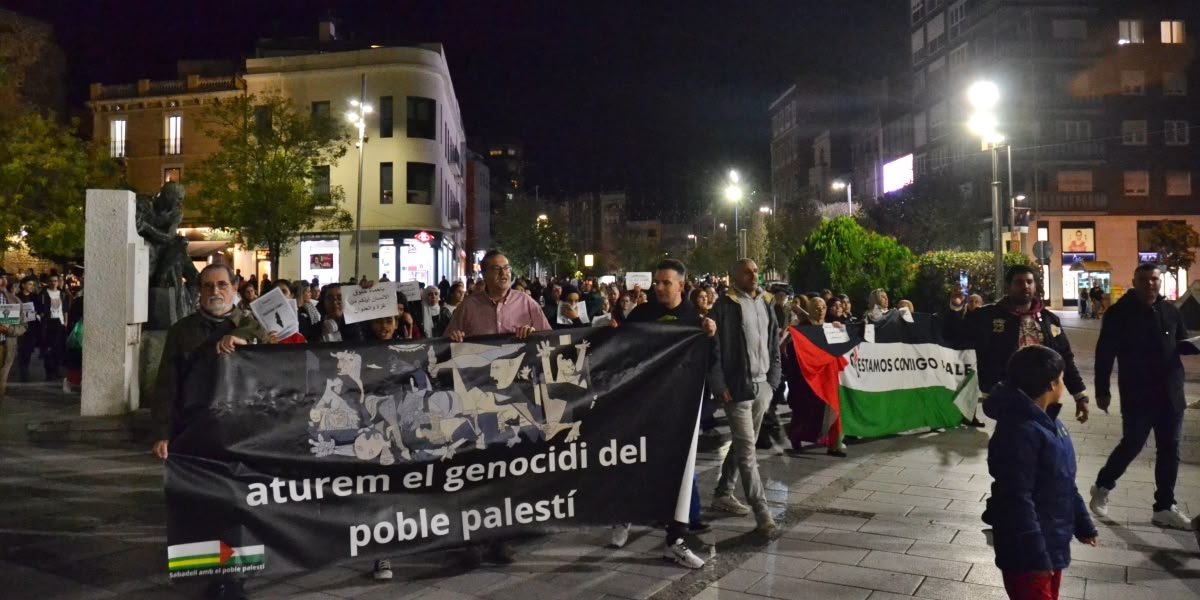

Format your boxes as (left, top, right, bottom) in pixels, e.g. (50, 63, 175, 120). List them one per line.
(2, 312, 1200, 599)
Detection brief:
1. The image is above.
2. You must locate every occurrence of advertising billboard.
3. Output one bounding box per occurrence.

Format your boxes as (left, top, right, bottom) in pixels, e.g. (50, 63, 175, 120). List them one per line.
(882, 154, 914, 194)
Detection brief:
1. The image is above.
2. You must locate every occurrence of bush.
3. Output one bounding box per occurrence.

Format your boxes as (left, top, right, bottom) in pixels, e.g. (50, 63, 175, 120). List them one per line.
(911, 251, 1041, 311)
(789, 217, 915, 308)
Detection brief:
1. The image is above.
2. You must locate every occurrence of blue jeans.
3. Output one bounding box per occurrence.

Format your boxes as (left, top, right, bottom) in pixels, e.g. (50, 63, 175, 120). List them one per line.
(1096, 407, 1184, 511)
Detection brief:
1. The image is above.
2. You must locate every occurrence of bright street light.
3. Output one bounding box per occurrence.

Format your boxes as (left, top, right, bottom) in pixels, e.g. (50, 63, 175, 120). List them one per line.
(967, 80, 1001, 111)
(832, 180, 853, 214)
(348, 75, 369, 279)
(724, 185, 743, 202)
(729, 170, 740, 184)
(759, 206, 772, 214)
(537, 214, 548, 221)
(966, 79, 1006, 298)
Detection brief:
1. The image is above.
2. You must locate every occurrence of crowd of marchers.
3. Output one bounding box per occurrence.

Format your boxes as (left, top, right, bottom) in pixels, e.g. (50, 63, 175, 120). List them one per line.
(140, 252, 1196, 600)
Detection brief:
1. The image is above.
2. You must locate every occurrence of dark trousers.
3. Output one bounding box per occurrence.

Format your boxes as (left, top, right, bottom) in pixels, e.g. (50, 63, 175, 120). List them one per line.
(699, 398, 719, 431)
(1096, 406, 1184, 511)
(16, 323, 39, 381)
(41, 320, 67, 380)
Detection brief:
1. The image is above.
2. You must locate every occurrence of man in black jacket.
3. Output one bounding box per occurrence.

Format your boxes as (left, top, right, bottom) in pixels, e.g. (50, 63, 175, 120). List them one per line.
(707, 258, 780, 535)
(962, 265, 1090, 425)
(1089, 263, 1192, 530)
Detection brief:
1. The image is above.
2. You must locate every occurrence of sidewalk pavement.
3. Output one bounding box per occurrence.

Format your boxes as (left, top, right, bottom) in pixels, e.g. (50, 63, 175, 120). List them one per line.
(3, 321, 1200, 599)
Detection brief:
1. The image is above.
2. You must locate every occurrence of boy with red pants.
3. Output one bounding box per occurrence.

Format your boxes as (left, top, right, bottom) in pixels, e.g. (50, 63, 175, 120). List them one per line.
(983, 345, 1098, 599)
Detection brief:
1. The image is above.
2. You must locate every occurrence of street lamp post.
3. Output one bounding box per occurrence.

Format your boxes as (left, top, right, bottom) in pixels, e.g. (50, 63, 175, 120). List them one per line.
(832, 180, 852, 215)
(725, 170, 744, 258)
(345, 74, 372, 280)
(967, 80, 1005, 299)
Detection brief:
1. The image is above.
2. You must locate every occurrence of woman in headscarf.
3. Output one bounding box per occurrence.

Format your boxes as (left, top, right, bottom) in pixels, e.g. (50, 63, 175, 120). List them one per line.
(864, 288, 891, 323)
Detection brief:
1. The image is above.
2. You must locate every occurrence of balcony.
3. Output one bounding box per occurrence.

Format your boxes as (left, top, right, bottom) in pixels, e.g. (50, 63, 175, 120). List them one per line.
(1037, 192, 1107, 212)
(160, 138, 184, 156)
(1035, 140, 1106, 161)
(997, 39, 1104, 61)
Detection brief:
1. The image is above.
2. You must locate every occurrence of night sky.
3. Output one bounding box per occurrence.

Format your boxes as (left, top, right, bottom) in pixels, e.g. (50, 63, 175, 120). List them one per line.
(4, 0, 903, 218)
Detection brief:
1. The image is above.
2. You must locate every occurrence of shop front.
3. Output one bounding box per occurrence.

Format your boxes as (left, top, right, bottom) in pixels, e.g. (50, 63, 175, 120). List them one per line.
(378, 230, 459, 286)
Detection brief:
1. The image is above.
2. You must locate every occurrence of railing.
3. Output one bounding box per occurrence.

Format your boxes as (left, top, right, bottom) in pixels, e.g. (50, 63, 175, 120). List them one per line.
(160, 138, 183, 156)
(148, 80, 184, 94)
(196, 76, 237, 90)
(1037, 192, 1108, 211)
(1036, 140, 1106, 160)
(110, 140, 126, 158)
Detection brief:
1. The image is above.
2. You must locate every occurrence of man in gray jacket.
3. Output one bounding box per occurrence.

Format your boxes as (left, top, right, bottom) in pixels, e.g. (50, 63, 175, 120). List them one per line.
(706, 258, 781, 535)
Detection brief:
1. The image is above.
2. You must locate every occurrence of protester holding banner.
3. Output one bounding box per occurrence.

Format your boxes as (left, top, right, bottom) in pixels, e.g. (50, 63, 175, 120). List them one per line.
(961, 265, 1089, 429)
(1089, 263, 1192, 530)
(618, 257, 716, 569)
(984, 345, 1097, 600)
(414, 286, 450, 338)
(707, 258, 780, 536)
(444, 250, 550, 566)
(555, 285, 592, 328)
(318, 284, 366, 343)
(864, 288, 891, 323)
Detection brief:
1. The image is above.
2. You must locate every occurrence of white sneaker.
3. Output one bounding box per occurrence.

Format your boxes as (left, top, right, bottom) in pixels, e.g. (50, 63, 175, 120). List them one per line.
(1089, 485, 1110, 518)
(372, 559, 393, 580)
(712, 494, 751, 516)
(663, 538, 705, 569)
(610, 523, 630, 548)
(61, 378, 70, 393)
(1152, 505, 1193, 530)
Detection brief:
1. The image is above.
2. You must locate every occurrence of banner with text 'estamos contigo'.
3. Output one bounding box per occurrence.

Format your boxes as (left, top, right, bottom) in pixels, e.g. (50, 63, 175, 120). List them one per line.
(164, 324, 709, 579)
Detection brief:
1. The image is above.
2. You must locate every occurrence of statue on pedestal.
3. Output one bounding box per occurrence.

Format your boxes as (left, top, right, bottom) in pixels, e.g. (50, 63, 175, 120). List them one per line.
(136, 183, 199, 329)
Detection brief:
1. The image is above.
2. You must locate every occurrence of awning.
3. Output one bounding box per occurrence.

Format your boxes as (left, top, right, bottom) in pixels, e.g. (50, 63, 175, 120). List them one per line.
(1070, 260, 1113, 273)
(186, 241, 229, 258)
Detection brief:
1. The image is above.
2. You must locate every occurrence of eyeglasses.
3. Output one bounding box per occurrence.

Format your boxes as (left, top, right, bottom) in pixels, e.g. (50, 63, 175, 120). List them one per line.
(200, 281, 232, 291)
(487, 266, 513, 274)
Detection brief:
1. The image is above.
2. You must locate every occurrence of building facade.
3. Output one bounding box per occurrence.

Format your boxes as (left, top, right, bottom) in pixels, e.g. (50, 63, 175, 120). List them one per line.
(908, 0, 1200, 305)
(244, 44, 467, 285)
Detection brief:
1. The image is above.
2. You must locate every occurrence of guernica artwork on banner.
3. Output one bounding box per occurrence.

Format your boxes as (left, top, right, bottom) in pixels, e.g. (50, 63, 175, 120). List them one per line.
(165, 325, 709, 579)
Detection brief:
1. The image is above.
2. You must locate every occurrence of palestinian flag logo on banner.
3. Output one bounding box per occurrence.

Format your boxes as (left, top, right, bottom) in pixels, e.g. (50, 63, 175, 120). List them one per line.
(167, 541, 265, 578)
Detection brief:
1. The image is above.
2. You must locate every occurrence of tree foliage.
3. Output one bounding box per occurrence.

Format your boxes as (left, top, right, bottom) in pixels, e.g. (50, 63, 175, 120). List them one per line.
(0, 110, 123, 264)
(910, 251, 1041, 309)
(613, 229, 667, 273)
(789, 217, 915, 306)
(192, 92, 353, 278)
(765, 199, 820, 274)
(1148, 220, 1200, 277)
(687, 234, 736, 277)
(858, 175, 982, 253)
(491, 197, 570, 278)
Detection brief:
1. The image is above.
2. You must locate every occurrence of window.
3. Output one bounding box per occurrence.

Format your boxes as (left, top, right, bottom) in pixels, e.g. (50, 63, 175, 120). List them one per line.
(1057, 171, 1093, 192)
(1056, 121, 1091, 141)
(913, 70, 926, 97)
(312, 165, 331, 204)
(406, 162, 435, 204)
(1165, 120, 1190, 145)
(1167, 171, 1192, 196)
(379, 162, 394, 204)
(1119, 19, 1144, 44)
(927, 56, 946, 90)
(1052, 19, 1087, 40)
(1124, 171, 1149, 196)
(913, 111, 928, 147)
(927, 12, 946, 53)
(948, 0, 966, 38)
(311, 101, 330, 118)
(1161, 20, 1185, 44)
(254, 105, 272, 137)
(1164, 72, 1187, 96)
(379, 96, 393, 138)
(928, 100, 947, 137)
(912, 29, 926, 62)
(911, 0, 924, 24)
(406, 97, 436, 139)
(949, 44, 969, 72)
(164, 167, 182, 183)
(1122, 120, 1147, 145)
(164, 115, 182, 155)
(109, 118, 126, 158)
(1120, 70, 1145, 95)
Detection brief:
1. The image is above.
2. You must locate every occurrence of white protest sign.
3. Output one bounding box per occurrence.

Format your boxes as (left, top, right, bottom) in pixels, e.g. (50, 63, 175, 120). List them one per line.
(822, 322, 849, 344)
(342, 281, 399, 324)
(864, 323, 875, 343)
(397, 280, 422, 303)
(249, 286, 299, 340)
(625, 272, 652, 290)
(21, 302, 35, 323)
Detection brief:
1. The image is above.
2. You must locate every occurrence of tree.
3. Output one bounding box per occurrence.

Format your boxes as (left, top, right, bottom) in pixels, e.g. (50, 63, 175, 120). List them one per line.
(191, 92, 353, 278)
(614, 229, 666, 273)
(0, 110, 123, 264)
(687, 235, 736, 277)
(910, 251, 1041, 309)
(789, 217, 915, 306)
(491, 197, 570, 277)
(858, 174, 982, 253)
(765, 198, 820, 275)
(1149, 220, 1200, 280)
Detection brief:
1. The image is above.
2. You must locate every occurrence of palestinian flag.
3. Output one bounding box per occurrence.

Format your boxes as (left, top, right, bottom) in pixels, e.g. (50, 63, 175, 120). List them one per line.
(167, 541, 265, 575)
(785, 311, 978, 440)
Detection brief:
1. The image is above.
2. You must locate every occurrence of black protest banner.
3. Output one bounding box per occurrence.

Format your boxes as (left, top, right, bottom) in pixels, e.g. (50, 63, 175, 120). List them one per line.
(164, 324, 709, 579)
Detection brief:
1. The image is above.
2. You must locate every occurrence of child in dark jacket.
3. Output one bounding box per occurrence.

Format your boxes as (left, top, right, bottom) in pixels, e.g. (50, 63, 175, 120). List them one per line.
(984, 345, 1098, 600)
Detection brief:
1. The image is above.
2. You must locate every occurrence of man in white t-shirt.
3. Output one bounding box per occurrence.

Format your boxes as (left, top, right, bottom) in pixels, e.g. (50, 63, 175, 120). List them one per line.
(38, 274, 71, 381)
